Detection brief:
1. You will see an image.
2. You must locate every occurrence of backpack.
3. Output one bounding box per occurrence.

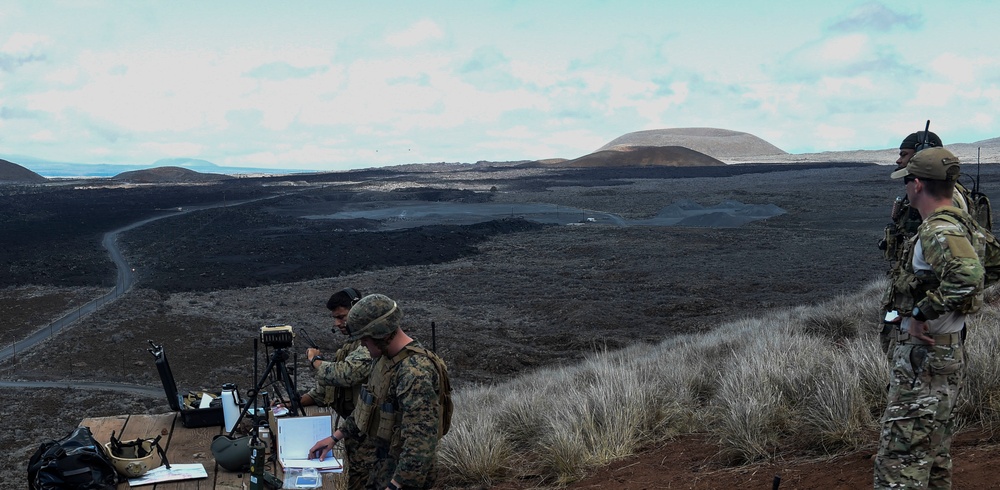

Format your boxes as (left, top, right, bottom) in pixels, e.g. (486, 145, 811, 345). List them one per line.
(933, 207, 1000, 288)
(401, 344, 454, 437)
(27, 426, 122, 490)
(957, 180, 993, 231)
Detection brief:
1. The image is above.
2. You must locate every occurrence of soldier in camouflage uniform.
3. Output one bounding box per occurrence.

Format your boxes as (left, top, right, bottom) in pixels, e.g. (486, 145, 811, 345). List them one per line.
(875, 148, 985, 489)
(309, 294, 447, 490)
(879, 131, 974, 356)
(298, 287, 376, 490)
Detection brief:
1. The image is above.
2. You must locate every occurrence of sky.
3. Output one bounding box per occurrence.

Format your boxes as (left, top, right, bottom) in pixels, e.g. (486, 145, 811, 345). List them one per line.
(1, 1, 999, 172)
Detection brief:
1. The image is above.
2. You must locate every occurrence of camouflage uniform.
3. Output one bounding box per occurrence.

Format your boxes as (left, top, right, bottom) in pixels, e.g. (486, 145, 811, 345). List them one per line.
(875, 206, 985, 489)
(306, 341, 375, 490)
(880, 186, 972, 356)
(344, 340, 443, 490)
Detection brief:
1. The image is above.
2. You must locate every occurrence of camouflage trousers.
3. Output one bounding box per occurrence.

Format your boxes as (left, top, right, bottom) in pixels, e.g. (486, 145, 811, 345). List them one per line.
(343, 436, 378, 490)
(874, 341, 965, 489)
(365, 443, 438, 490)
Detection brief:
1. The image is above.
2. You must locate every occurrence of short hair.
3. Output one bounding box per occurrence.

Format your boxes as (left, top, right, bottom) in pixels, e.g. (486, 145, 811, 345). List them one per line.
(920, 178, 955, 200)
(327, 287, 363, 311)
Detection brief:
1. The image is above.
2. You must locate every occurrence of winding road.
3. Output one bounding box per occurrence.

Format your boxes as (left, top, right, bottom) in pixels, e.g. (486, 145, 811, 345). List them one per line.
(0, 196, 275, 395)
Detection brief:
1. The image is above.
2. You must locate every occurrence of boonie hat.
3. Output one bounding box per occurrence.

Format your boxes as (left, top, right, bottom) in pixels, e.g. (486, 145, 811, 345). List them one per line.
(890, 147, 960, 181)
(346, 294, 402, 341)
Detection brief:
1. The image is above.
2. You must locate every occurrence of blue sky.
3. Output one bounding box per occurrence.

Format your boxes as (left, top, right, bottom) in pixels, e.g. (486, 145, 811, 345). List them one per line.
(1, 1, 998, 171)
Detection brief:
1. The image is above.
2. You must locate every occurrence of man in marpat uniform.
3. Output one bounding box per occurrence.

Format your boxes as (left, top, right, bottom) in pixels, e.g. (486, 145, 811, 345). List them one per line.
(297, 287, 376, 490)
(309, 293, 450, 490)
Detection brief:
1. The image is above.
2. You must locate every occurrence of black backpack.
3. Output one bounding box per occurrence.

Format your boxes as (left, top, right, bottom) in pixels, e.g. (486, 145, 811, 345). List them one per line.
(27, 426, 122, 490)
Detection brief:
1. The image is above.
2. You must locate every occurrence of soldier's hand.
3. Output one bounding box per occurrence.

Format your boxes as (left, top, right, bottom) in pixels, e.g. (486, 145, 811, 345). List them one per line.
(307, 347, 322, 360)
(309, 437, 333, 461)
(908, 320, 935, 346)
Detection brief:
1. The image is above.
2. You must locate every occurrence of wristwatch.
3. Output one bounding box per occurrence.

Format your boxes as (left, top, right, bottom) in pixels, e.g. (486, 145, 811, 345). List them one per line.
(912, 306, 928, 322)
(308, 355, 325, 367)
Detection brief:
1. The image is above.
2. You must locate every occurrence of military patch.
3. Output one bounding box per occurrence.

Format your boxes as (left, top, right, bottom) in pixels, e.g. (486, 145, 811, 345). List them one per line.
(944, 235, 978, 258)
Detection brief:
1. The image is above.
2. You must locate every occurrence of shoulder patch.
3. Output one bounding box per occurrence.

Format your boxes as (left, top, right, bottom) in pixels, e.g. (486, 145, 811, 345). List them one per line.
(945, 235, 978, 259)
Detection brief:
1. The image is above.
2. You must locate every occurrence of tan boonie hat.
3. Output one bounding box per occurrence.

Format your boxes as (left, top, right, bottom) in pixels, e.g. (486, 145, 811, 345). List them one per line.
(890, 147, 960, 181)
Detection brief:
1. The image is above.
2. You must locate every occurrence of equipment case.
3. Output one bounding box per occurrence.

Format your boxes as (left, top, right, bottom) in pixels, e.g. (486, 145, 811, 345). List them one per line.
(148, 341, 235, 428)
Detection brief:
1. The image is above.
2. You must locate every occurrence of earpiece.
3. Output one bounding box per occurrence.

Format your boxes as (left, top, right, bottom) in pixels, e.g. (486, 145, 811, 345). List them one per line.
(341, 287, 361, 305)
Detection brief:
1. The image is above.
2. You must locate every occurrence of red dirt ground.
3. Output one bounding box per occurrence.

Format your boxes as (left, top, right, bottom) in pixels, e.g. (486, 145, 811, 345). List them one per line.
(552, 431, 1000, 489)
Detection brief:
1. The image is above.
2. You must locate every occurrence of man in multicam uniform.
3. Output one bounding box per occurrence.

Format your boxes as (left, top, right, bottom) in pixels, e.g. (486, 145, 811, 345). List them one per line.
(875, 147, 985, 489)
(880, 131, 965, 353)
(309, 293, 447, 490)
(298, 287, 376, 490)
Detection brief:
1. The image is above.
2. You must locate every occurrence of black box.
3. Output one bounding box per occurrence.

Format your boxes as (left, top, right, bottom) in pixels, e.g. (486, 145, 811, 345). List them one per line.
(148, 341, 229, 429)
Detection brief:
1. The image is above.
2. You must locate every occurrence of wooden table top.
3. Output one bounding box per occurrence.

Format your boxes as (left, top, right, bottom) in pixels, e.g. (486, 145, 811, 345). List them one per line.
(81, 410, 342, 489)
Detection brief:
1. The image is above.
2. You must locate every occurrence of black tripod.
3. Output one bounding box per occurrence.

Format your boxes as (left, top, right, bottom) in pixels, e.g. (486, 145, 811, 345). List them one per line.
(227, 339, 305, 438)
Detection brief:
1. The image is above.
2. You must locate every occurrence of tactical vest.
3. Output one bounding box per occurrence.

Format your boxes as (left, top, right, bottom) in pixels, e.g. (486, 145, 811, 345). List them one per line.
(883, 183, 973, 264)
(883, 206, 994, 316)
(881, 183, 990, 310)
(353, 344, 452, 452)
(322, 340, 364, 419)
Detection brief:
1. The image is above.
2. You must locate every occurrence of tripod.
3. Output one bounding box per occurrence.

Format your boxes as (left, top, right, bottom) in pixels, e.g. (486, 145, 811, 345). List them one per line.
(227, 340, 305, 438)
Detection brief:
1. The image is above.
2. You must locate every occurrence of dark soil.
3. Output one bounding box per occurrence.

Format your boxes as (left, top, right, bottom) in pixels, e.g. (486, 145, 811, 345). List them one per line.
(4, 161, 1000, 489)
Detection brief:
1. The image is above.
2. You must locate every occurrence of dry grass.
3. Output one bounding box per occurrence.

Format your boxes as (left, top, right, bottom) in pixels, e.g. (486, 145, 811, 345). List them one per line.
(436, 278, 1000, 487)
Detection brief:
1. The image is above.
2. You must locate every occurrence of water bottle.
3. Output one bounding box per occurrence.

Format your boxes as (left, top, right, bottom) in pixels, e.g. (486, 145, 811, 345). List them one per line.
(221, 383, 240, 432)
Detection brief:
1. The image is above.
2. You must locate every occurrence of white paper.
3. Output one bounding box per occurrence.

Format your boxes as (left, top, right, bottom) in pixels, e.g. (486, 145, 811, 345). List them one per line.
(127, 463, 208, 487)
(276, 415, 343, 470)
(198, 392, 213, 409)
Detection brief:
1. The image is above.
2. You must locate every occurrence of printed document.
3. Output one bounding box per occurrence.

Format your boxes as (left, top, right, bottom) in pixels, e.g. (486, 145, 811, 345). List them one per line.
(127, 463, 208, 487)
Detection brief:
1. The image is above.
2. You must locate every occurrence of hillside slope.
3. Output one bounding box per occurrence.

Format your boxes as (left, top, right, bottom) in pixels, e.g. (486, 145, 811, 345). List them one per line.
(0, 159, 47, 183)
(597, 127, 786, 159)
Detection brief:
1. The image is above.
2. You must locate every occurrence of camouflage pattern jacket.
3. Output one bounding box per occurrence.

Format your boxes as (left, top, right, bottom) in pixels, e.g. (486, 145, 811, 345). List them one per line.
(882, 185, 972, 311)
(887, 206, 986, 322)
(344, 340, 443, 490)
(306, 340, 373, 419)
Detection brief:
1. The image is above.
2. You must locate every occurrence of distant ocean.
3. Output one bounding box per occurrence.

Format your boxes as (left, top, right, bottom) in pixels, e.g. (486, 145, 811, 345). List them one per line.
(3, 155, 314, 178)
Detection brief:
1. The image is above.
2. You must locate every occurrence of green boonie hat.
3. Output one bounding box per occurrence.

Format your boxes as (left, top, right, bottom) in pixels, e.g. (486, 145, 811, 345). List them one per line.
(346, 294, 402, 341)
(890, 147, 960, 181)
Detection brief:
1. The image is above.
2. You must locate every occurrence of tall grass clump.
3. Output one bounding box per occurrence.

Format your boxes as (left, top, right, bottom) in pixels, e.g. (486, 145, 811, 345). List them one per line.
(958, 308, 1000, 432)
(438, 278, 1000, 487)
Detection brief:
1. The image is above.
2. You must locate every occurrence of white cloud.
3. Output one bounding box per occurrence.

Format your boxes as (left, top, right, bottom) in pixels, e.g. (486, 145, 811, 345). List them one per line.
(914, 83, 955, 107)
(931, 53, 980, 85)
(139, 141, 205, 158)
(1, 32, 49, 54)
(818, 34, 868, 64)
(28, 129, 55, 141)
(385, 19, 444, 48)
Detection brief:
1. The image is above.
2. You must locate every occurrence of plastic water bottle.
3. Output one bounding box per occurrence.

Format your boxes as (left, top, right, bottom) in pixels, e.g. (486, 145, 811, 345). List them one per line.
(221, 383, 240, 432)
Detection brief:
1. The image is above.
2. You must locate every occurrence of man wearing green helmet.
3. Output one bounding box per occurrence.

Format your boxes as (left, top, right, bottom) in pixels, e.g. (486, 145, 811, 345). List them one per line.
(308, 294, 450, 490)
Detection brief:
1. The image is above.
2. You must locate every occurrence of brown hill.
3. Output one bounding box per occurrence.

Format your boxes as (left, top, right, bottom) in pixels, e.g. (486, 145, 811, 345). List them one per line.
(597, 127, 786, 159)
(0, 159, 47, 183)
(113, 166, 231, 184)
(546, 146, 725, 168)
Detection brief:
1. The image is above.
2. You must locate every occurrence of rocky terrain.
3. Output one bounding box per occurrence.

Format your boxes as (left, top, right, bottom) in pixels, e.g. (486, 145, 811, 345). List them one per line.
(5, 127, 1000, 488)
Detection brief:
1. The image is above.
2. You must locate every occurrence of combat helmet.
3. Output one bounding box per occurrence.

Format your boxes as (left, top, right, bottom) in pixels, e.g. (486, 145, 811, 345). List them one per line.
(210, 434, 252, 472)
(103, 432, 169, 478)
(346, 294, 402, 341)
